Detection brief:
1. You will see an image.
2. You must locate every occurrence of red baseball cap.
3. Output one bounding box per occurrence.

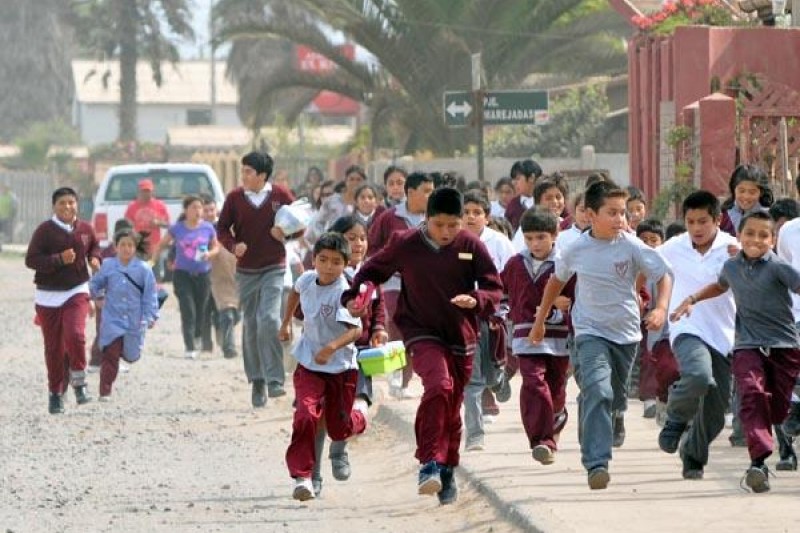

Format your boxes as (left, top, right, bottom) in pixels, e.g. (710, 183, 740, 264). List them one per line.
(138, 179, 154, 191)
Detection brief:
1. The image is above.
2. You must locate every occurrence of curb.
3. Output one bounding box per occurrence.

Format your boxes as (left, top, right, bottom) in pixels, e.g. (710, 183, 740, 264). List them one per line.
(375, 403, 547, 533)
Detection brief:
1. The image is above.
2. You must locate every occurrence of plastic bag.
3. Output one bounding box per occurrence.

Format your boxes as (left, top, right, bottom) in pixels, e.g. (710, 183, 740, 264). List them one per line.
(274, 199, 313, 236)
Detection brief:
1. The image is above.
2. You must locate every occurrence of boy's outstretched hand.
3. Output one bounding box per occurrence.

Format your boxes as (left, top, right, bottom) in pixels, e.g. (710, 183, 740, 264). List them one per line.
(451, 294, 477, 309)
(314, 344, 335, 365)
(643, 308, 666, 330)
(669, 299, 693, 322)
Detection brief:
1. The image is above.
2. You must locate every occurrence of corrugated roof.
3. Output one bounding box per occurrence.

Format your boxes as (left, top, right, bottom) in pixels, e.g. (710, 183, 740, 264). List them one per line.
(72, 59, 238, 105)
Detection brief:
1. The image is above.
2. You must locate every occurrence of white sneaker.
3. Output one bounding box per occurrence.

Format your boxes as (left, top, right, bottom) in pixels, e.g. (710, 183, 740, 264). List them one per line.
(482, 414, 497, 425)
(119, 362, 130, 374)
(185, 351, 198, 360)
(98, 395, 112, 403)
(87, 365, 100, 374)
(293, 477, 315, 501)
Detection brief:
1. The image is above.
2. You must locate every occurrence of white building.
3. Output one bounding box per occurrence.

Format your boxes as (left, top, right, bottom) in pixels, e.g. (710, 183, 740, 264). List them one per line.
(71, 59, 241, 145)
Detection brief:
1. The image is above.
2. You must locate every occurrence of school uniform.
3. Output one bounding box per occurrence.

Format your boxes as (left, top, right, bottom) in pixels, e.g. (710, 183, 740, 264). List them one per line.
(25, 217, 101, 394)
(217, 183, 294, 392)
(342, 226, 503, 467)
(658, 230, 737, 467)
(720, 251, 800, 462)
(286, 271, 366, 480)
(504, 195, 533, 232)
(556, 230, 668, 472)
(463, 227, 515, 447)
(502, 250, 575, 451)
(89, 257, 159, 395)
(367, 202, 425, 390)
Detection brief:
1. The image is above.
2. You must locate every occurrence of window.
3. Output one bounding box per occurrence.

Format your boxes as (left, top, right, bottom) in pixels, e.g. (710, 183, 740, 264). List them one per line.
(186, 109, 212, 126)
(105, 172, 214, 202)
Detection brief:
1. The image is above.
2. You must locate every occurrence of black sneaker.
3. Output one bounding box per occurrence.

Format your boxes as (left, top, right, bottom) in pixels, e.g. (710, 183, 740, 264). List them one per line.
(267, 383, 287, 398)
(681, 452, 704, 480)
(417, 461, 442, 495)
(74, 384, 92, 405)
(729, 433, 747, 447)
(658, 420, 688, 454)
(492, 372, 512, 403)
(251, 379, 267, 408)
(743, 464, 770, 493)
(613, 414, 626, 448)
(587, 466, 610, 490)
(330, 452, 351, 481)
(48, 392, 64, 414)
(312, 476, 323, 497)
(437, 465, 458, 505)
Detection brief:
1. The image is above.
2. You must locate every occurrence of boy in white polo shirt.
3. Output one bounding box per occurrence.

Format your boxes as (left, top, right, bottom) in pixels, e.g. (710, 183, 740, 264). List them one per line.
(656, 191, 738, 480)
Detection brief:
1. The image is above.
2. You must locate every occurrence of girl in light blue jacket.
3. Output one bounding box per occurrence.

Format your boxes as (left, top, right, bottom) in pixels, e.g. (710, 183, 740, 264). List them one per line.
(90, 229, 159, 401)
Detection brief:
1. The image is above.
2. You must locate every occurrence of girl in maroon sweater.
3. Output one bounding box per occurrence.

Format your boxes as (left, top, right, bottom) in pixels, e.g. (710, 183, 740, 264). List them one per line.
(343, 188, 503, 505)
(26, 187, 101, 414)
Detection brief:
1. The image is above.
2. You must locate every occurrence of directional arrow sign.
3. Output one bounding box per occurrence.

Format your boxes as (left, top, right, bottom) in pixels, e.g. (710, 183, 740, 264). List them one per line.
(443, 90, 549, 127)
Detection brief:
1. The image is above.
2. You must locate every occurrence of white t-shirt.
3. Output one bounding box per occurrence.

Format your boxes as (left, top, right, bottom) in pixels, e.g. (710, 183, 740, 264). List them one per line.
(292, 271, 361, 374)
(555, 224, 583, 254)
(778, 218, 800, 322)
(657, 231, 737, 356)
(479, 226, 515, 271)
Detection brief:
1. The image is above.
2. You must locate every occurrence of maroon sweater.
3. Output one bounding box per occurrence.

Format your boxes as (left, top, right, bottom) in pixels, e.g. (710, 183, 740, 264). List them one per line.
(501, 253, 575, 340)
(26, 219, 101, 291)
(504, 196, 528, 232)
(342, 227, 503, 357)
(367, 205, 416, 258)
(216, 185, 294, 273)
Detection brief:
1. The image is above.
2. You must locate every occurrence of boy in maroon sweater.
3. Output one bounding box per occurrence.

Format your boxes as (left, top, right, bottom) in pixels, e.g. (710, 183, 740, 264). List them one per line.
(217, 151, 295, 407)
(343, 188, 503, 505)
(26, 187, 101, 414)
(502, 209, 574, 465)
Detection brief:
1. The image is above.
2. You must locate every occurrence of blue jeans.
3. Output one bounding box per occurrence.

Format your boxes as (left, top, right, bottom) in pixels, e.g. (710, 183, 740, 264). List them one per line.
(237, 268, 285, 386)
(464, 321, 494, 445)
(574, 335, 637, 470)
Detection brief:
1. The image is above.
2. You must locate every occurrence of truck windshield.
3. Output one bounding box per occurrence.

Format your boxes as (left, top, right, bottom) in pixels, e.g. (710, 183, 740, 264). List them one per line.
(105, 171, 214, 201)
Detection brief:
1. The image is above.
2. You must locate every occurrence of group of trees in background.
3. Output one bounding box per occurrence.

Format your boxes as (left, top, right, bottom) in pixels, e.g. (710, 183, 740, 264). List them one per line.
(1, 0, 631, 162)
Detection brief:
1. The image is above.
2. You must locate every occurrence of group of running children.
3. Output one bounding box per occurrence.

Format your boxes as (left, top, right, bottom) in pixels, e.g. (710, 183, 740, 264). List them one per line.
(25, 157, 800, 506)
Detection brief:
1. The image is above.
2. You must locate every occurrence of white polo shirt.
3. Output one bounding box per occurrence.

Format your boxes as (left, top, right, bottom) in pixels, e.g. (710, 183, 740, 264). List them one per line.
(657, 230, 737, 356)
(480, 226, 515, 271)
(777, 217, 800, 321)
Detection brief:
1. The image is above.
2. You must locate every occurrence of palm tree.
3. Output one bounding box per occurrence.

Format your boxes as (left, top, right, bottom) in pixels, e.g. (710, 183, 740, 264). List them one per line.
(0, 0, 73, 142)
(69, 0, 195, 142)
(214, 0, 630, 154)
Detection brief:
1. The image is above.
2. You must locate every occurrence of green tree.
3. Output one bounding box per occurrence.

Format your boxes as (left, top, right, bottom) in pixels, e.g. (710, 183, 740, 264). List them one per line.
(214, 0, 629, 155)
(486, 84, 612, 158)
(69, 0, 195, 142)
(0, 1, 74, 142)
(13, 119, 81, 170)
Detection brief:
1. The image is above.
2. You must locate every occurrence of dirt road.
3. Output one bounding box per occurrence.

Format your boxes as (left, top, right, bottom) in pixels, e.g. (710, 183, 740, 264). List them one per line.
(0, 254, 519, 533)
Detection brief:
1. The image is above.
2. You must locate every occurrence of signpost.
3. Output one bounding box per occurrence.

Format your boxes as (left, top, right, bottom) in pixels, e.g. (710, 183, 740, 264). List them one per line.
(443, 90, 550, 127)
(443, 53, 549, 182)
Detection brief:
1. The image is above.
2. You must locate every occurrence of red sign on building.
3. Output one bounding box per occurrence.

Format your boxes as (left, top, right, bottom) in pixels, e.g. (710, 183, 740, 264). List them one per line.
(296, 44, 359, 116)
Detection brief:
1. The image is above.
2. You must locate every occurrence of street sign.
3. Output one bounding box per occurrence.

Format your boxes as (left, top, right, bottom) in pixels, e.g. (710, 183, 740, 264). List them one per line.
(443, 90, 549, 127)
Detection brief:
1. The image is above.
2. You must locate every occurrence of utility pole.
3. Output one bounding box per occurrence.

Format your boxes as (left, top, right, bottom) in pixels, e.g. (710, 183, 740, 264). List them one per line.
(209, 0, 217, 125)
(472, 53, 484, 183)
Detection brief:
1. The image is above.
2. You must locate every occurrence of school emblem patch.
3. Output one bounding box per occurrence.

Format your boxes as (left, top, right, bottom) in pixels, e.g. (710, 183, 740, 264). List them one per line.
(80, 233, 90, 247)
(614, 260, 630, 278)
(320, 304, 334, 318)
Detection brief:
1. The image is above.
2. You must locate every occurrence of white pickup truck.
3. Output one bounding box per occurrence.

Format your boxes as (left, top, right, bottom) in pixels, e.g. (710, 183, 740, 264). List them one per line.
(92, 163, 226, 247)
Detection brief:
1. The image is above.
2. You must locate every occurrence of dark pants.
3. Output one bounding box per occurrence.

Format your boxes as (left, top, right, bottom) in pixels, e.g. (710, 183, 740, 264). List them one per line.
(172, 270, 210, 351)
(732, 347, 800, 461)
(411, 340, 473, 466)
(36, 294, 90, 394)
(286, 365, 366, 479)
(89, 305, 103, 367)
(200, 296, 215, 352)
(216, 306, 240, 356)
(519, 355, 570, 450)
(99, 337, 123, 396)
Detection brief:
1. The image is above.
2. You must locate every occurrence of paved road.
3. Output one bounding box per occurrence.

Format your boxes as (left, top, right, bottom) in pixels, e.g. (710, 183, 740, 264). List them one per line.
(0, 253, 519, 533)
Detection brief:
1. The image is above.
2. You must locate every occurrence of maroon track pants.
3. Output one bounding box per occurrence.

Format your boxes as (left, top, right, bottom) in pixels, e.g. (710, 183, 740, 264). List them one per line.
(518, 355, 570, 450)
(35, 294, 90, 394)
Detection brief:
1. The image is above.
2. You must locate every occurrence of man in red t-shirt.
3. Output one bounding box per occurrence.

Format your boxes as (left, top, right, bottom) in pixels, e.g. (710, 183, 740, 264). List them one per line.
(124, 178, 170, 255)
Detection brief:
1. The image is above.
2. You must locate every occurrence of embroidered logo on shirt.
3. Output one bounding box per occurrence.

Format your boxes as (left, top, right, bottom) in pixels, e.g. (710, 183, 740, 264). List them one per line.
(320, 303, 334, 318)
(614, 260, 630, 278)
(458, 252, 473, 260)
